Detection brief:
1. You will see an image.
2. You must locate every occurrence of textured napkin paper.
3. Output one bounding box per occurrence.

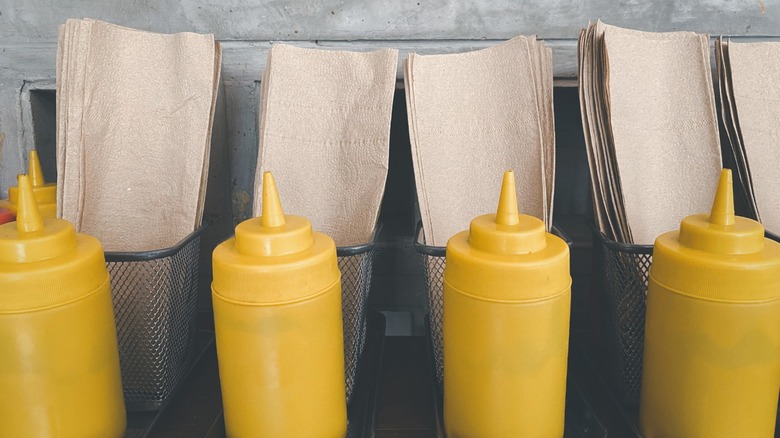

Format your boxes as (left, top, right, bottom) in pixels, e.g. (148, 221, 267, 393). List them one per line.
(405, 36, 554, 246)
(56, 19, 221, 251)
(579, 22, 721, 245)
(717, 39, 780, 234)
(252, 44, 398, 246)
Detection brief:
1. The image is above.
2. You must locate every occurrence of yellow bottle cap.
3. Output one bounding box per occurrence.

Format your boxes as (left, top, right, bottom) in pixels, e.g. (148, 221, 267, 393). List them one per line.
(651, 169, 780, 302)
(212, 172, 339, 304)
(6, 150, 57, 218)
(445, 171, 570, 302)
(0, 175, 107, 312)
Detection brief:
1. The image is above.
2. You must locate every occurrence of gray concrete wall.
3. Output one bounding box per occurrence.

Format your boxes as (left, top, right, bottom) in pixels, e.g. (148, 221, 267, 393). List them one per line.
(1, 0, 775, 42)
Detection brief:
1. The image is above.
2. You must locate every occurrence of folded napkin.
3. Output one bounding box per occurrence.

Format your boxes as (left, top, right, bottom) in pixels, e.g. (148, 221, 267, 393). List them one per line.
(579, 22, 722, 245)
(252, 44, 398, 246)
(56, 19, 221, 251)
(715, 38, 756, 221)
(579, 22, 628, 241)
(717, 40, 780, 233)
(405, 36, 554, 246)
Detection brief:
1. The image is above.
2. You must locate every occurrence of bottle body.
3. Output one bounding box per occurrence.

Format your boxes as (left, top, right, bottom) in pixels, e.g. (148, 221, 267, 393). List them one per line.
(0, 278, 126, 438)
(213, 280, 347, 438)
(640, 280, 780, 438)
(443, 280, 571, 437)
(212, 173, 346, 437)
(441, 170, 571, 437)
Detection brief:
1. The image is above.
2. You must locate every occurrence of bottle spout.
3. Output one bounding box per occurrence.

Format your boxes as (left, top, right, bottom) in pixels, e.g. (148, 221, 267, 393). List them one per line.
(709, 169, 735, 226)
(28, 150, 46, 187)
(16, 174, 44, 233)
(495, 170, 520, 226)
(261, 171, 286, 228)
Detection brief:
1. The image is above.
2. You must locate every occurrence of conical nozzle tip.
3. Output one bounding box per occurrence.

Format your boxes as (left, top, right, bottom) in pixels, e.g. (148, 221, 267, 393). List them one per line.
(495, 170, 520, 226)
(709, 169, 735, 226)
(261, 171, 286, 228)
(28, 150, 45, 187)
(16, 174, 44, 233)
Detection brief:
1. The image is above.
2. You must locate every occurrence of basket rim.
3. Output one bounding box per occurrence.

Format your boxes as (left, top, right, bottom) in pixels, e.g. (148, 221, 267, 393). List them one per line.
(413, 222, 446, 257)
(105, 225, 206, 262)
(592, 228, 654, 255)
(593, 224, 780, 252)
(337, 223, 383, 257)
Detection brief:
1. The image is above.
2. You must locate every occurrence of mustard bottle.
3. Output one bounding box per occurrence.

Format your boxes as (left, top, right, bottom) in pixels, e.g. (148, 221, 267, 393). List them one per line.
(443, 170, 571, 437)
(212, 171, 346, 437)
(639, 169, 780, 437)
(0, 150, 57, 218)
(0, 175, 126, 437)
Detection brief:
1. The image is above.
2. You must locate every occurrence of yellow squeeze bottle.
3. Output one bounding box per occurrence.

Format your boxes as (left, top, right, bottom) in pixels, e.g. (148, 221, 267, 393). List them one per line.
(639, 169, 780, 437)
(443, 171, 571, 437)
(0, 175, 126, 437)
(0, 150, 57, 218)
(212, 171, 346, 437)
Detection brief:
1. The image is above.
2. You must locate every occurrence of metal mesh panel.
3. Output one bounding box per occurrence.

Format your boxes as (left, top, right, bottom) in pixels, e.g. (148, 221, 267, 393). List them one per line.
(106, 232, 201, 411)
(421, 252, 446, 390)
(596, 233, 652, 405)
(338, 246, 375, 403)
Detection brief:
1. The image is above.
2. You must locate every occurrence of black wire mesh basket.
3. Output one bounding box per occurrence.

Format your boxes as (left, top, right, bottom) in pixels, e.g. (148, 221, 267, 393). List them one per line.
(414, 222, 571, 392)
(337, 224, 380, 403)
(593, 231, 653, 405)
(105, 227, 203, 411)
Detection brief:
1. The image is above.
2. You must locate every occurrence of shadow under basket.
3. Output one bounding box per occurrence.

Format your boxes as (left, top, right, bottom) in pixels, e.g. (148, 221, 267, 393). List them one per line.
(338, 224, 380, 403)
(105, 228, 203, 411)
(414, 222, 572, 392)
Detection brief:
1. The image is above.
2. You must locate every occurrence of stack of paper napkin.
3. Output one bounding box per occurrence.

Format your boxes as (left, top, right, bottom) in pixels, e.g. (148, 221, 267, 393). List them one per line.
(579, 22, 722, 245)
(716, 38, 780, 234)
(252, 44, 398, 246)
(405, 36, 555, 246)
(57, 19, 221, 251)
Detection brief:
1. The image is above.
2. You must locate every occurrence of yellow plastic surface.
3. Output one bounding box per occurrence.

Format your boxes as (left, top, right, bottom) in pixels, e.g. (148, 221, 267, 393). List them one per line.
(640, 170, 780, 437)
(212, 172, 346, 437)
(1, 150, 57, 218)
(0, 175, 126, 437)
(214, 281, 345, 436)
(443, 171, 571, 437)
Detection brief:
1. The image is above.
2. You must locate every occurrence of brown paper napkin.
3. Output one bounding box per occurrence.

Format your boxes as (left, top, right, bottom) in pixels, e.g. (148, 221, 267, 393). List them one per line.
(723, 40, 780, 233)
(252, 44, 398, 246)
(536, 44, 556, 231)
(57, 19, 93, 228)
(579, 22, 722, 245)
(405, 36, 553, 246)
(56, 19, 221, 251)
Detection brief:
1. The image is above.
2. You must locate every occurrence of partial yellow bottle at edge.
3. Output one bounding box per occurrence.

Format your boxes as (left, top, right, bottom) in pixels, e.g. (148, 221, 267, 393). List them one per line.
(443, 170, 571, 437)
(212, 171, 347, 437)
(640, 169, 780, 437)
(0, 174, 126, 437)
(0, 150, 57, 218)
